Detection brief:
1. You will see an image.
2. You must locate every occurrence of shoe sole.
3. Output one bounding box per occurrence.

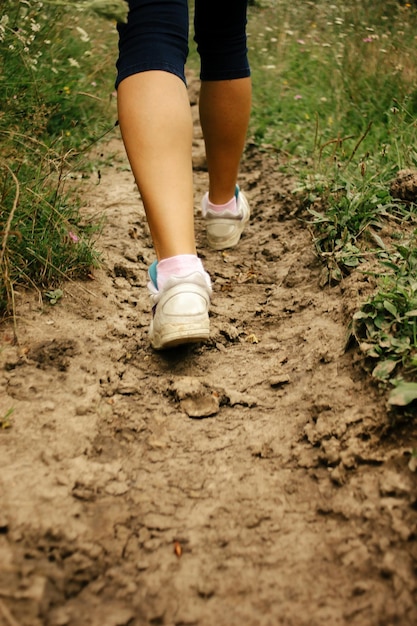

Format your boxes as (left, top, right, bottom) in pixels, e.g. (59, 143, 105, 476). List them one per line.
(150, 321, 210, 350)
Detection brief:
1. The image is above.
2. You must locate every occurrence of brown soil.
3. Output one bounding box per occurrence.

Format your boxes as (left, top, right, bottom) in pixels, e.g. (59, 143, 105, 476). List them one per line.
(1, 77, 417, 626)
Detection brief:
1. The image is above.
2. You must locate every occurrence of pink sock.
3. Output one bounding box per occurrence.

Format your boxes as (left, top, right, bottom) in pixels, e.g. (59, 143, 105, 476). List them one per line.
(157, 254, 205, 291)
(207, 195, 239, 215)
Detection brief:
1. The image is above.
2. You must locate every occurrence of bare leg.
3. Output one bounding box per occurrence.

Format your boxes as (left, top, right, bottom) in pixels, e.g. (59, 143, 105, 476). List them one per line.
(117, 70, 196, 261)
(199, 77, 252, 204)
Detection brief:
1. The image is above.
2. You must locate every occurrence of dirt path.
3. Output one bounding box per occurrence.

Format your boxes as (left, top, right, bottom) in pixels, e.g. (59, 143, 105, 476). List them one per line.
(1, 77, 417, 626)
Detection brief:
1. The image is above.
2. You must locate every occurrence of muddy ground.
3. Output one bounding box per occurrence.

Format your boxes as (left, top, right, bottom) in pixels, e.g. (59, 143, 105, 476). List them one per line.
(1, 77, 417, 626)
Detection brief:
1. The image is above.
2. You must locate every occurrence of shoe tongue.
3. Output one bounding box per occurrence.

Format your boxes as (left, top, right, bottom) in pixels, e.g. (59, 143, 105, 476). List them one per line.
(148, 260, 158, 289)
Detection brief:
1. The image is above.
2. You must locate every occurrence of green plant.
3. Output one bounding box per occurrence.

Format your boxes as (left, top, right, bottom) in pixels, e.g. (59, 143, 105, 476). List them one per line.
(245, 0, 417, 406)
(44, 288, 64, 305)
(305, 167, 412, 283)
(0, 0, 118, 316)
(0, 407, 14, 429)
(350, 240, 417, 402)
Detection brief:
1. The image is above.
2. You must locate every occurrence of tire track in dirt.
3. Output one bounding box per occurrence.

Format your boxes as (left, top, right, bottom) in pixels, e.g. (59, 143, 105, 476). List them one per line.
(0, 77, 416, 626)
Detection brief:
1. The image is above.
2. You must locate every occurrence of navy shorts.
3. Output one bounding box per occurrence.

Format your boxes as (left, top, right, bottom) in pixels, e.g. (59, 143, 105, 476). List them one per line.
(116, 0, 250, 88)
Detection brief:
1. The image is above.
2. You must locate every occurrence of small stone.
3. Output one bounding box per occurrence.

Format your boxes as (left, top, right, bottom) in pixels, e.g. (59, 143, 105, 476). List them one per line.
(269, 374, 291, 388)
(330, 463, 347, 485)
(104, 481, 129, 496)
(226, 390, 257, 407)
(379, 470, 411, 498)
(48, 606, 72, 626)
(197, 581, 216, 599)
(180, 393, 219, 418)
(116, 371, 139, 395)
(170, 376, 205, 399)
(143, 513, 173, 530)
(340, 449, 357, 469)
(15, 575, 51, 616)
(319, 437, 341, 466)
(352, 581, 372, 596)
(380, 551, 397, 577)
(75, 405, 89, 416)
(294, 447, 319, 469)
(43, 401, 56, 412)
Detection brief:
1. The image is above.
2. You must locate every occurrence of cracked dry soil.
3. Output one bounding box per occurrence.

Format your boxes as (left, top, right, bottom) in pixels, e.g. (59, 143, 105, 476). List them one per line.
(1, 77, 417, 626)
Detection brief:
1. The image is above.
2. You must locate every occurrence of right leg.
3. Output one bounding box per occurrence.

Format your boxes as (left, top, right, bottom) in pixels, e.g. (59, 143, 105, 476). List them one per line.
(195, 0, 252, 205)
(199, 78, 252, 205)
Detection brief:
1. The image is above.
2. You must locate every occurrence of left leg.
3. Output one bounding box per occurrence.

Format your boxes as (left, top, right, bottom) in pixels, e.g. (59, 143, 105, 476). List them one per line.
(116, 0, 195, 261)
(116, 0, 212, 349)
(117, 70, 196, 261)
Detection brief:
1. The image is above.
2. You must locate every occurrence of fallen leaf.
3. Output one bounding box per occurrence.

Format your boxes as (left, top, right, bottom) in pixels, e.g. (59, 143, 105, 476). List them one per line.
(174, 541, 182, 558)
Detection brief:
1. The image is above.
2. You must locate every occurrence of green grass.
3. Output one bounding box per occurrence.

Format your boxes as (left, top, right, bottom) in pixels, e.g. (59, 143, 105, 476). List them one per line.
(249, 1, 417, 152)
(245, 0, 417, 405)
(0, 0, 118, 318)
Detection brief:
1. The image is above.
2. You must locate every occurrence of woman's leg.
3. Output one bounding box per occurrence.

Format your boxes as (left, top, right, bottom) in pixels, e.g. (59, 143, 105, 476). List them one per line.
(199, 78, 252, 205)
(116, 1, 211, 349)
(117, 0, 196, 261)
(117, 70, 196, 261)
(195, 0, 252, 204)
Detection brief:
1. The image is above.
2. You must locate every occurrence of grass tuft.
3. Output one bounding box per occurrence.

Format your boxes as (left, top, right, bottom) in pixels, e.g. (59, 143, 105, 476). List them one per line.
(0, 0, 118, 318)
(246, 0, 417, 405)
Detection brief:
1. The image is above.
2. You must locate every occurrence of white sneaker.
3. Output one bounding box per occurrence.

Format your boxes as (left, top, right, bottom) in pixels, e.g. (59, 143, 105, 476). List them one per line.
(201, 186, 250, 250)
(148, 269, 212, 350)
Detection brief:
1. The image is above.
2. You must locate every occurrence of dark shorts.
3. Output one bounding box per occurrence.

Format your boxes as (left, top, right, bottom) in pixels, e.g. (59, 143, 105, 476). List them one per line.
(116, 0, 250, 88)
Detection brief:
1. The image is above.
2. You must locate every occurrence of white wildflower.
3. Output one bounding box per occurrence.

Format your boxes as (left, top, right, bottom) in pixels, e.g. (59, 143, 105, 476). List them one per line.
(0, 15, 8, 43)
(68, 57, 80, 68)
(76, 26, 90, 42)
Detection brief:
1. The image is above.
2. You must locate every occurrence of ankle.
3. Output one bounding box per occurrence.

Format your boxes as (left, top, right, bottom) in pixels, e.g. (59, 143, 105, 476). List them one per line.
(156, 254, 207, 291)
(207, 194, 238, 214)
